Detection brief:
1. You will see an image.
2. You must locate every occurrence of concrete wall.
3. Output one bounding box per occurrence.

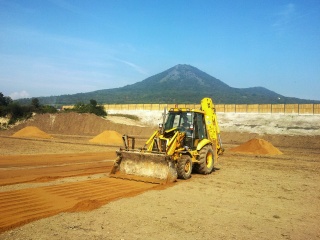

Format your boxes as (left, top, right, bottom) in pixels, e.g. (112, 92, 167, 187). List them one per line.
(62, 103, 320, 115)
(101, 103, 320, 115)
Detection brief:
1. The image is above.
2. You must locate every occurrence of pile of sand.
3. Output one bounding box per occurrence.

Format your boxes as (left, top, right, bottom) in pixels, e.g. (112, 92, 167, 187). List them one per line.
(11, 126, 52, 139)
(230, 138, 282, 155)
(68, 199, 103, 212)
(89, 130, 123, 145)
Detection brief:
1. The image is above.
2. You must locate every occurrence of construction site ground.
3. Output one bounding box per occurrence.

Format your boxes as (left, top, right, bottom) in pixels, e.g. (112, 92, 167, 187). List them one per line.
(0, 112, 319, 239)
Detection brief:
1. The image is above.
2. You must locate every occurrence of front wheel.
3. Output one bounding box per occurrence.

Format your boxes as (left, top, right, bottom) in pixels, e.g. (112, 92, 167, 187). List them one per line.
(177, 155, 192, 179)
(195, 145, 214, 174)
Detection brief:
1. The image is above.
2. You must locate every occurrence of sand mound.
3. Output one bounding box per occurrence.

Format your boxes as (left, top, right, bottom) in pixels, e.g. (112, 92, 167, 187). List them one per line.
(68, 199, 103, 212)
(11, 126, 52, 139)
(89, 130, 123, 145)
(230, 138, 282, 155)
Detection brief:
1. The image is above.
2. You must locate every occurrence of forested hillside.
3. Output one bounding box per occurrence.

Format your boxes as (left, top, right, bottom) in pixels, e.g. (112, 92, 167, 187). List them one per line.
(17, 64, 319, 105)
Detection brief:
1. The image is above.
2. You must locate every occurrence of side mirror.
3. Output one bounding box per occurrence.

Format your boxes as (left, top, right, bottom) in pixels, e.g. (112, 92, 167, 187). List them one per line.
(159, 123, 163, 129)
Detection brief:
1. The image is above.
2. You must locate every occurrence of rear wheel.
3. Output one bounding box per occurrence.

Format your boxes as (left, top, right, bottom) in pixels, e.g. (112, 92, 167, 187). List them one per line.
(177, 155, 192, 179)
(195, 145, 214, 174)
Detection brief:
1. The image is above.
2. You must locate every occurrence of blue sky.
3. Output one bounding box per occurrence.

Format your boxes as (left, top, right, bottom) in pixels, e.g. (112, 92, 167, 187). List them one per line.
(1, 0, 319, 101)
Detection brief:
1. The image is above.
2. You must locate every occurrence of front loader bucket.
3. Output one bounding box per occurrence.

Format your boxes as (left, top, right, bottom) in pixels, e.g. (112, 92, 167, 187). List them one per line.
(110, 151, 177, 184)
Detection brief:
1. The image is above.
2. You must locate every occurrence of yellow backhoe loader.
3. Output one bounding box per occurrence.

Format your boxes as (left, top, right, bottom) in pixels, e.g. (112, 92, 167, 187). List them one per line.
(110, 97, 223, 184)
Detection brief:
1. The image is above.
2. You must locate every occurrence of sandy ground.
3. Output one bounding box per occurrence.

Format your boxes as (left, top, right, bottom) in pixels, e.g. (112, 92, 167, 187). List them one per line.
(0, 112, 320, 239)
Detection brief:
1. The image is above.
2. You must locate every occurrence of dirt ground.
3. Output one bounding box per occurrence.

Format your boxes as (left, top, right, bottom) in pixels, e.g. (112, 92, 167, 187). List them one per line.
(0, 112, 319, 239)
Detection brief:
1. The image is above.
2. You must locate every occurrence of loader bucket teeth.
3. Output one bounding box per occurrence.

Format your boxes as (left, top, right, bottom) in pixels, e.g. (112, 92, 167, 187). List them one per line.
(110, 151, 177, 184)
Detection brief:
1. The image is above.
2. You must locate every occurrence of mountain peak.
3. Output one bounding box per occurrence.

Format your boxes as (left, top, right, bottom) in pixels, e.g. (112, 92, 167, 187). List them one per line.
(17, 64, 319, 105)
(173, 63, 192, 69)
(159, 64, 203, 84)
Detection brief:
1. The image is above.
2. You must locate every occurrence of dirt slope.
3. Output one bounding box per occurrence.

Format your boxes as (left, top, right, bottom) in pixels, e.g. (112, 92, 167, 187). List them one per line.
(3, 112, 154, 137)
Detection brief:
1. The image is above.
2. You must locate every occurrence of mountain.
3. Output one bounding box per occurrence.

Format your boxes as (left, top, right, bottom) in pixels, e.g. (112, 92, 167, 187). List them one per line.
(18, 64, 319, 105)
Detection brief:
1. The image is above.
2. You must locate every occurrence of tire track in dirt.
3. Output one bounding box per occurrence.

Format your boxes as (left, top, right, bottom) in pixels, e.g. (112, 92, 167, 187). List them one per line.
(0, 177, 157, 233)
(0, 152, 117, 186)
(0, 162, 114, 186)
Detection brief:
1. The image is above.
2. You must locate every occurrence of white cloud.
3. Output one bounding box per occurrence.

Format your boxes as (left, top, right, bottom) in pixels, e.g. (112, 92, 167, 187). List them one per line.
(282, 3, 295, 16)
(273, 3, 296, 28)
(10, 90, 30, 100)
(114, 59, 148, 75)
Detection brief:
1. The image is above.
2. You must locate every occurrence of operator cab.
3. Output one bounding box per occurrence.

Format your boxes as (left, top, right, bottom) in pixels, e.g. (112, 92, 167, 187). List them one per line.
(164, 110, 208, 149)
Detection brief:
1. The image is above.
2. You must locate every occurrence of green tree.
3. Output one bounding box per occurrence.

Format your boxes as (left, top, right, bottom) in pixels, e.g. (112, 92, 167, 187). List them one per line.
(90, 99, 97, 107)
(7, 103, 32, 124)
(31, 98, 40, 109)
(69, 100, 107, 117)
(41, 105, 58, 113)
(0, 92, 12, 106)
(0, 93, 58, 124)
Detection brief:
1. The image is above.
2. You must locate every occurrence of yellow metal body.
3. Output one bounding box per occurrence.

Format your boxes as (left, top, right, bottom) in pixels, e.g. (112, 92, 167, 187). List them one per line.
(200, 97, 223, 155)
(110, 97, 223, 183)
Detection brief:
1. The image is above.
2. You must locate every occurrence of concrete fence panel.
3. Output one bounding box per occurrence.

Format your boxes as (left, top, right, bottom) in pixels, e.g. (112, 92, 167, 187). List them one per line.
(167, 104, 177, 109)
(69, 103, 320, 115)
(143, 104, 152, 110)
(299, 104, 314, 114)
(151, 104, 160, 110)
(185, 104, 196, 109)
(159, 104, 167, 110)
(62, 105, 73, 110)
(272, 104, 285, 114)
(225, 104, 236, 112)
(136, 104, 144, 110)
(247, 104, 259, 113)
(284, 104, 299, 114)
(128, 104, 136, 110)
(259, 104, 272, 113)
(314, 104, 320, 114)
(236, 104, 247, 113)
(215, 104, 225, 112)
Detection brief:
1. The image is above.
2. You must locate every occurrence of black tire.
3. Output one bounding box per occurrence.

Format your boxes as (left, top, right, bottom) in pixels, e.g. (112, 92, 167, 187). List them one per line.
(195, 145, 215, 174)
(177, 155, 192, 179)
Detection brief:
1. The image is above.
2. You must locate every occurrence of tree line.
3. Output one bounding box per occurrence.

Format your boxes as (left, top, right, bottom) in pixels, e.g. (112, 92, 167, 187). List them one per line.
(0, 93, 106, 126)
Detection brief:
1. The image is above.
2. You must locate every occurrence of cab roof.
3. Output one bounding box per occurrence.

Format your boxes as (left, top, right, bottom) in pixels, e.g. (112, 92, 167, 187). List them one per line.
(168, 108, 204, 114)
